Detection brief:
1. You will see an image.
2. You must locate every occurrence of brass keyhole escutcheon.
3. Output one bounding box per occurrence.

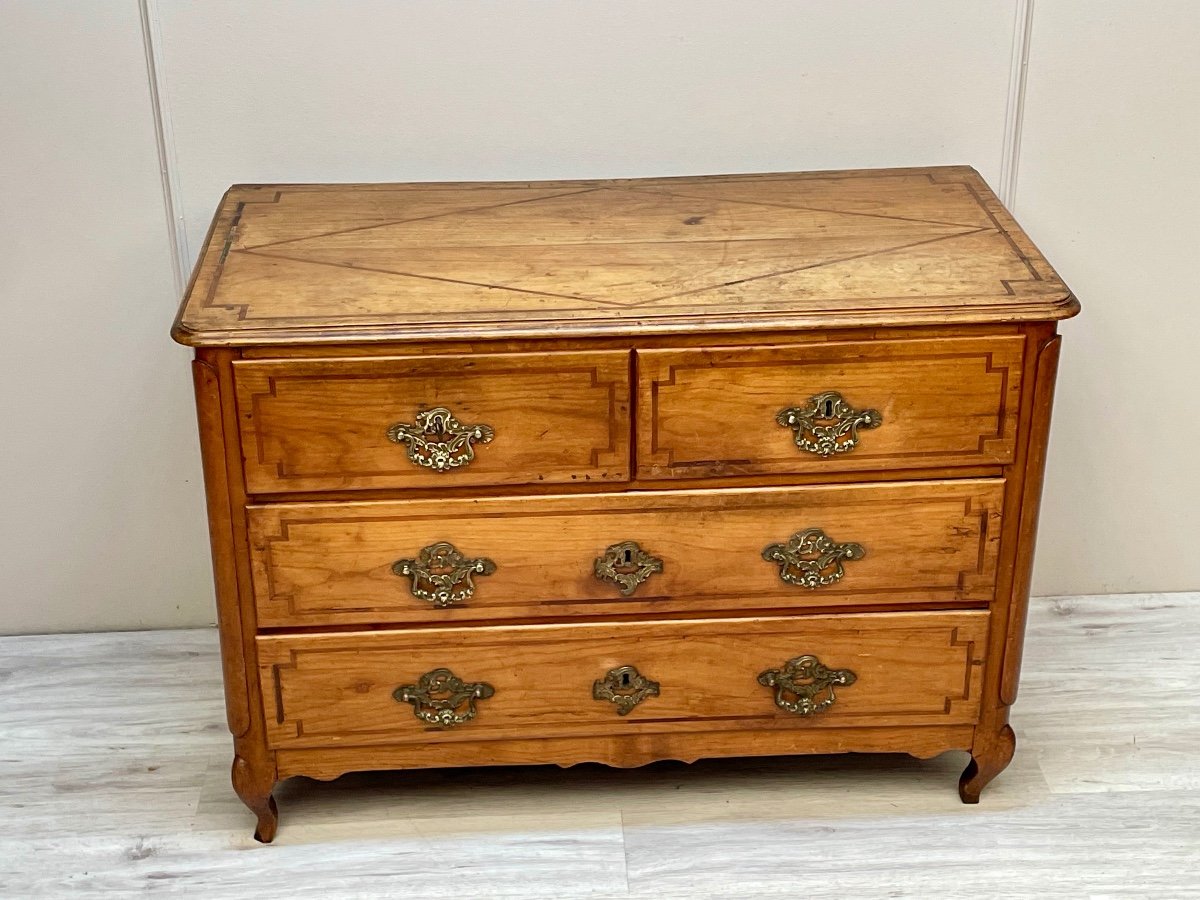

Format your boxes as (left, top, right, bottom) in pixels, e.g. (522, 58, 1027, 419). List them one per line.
(594, 541, 663, 596)
(776, 391, 882, 458)
(593, 665, 660, 715)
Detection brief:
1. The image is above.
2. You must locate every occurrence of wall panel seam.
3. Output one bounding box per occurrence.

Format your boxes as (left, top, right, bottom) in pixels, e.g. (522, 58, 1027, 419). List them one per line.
(999, 0, 1035, 209)
(138, 0, 188, 294)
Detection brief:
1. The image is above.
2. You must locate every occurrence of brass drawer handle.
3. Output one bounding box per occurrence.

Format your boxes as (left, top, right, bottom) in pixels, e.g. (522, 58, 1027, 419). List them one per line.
(758, 655, 857, 717)
(386, 407, 494, 472)
(594, 541, 663, 596)
(763, 528, 864, 589)
(391, 541, 496, 608)
(593, 665, 660, 715)
(776, 391, 882, 457)
(393, 668, 495, 728)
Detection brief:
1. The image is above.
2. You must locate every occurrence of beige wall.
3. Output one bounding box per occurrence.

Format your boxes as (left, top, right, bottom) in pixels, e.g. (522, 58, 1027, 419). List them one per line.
(151, 1, 1018, 255)
(0, 3, 211, 633)
(1015, 1, 1200, 594)
(0, 1, 1195, 632)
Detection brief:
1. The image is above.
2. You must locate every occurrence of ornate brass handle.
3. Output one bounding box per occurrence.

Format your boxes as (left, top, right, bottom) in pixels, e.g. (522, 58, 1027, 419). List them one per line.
(762, 528, 865, 589)
(393, 668, 495, 727)
(391, 541, 496, 608)
(593, 665, 660, 715)
(758, 655, 857, 717)
(594, 541, 663, 596)
(386, 407, 494, 472)
(776, 391, 882, 457)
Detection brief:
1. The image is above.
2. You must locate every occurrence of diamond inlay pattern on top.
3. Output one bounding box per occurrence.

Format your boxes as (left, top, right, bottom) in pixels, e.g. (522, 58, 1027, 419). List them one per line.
(230, 185, 987, 309)
(173, 169, 1072, 343)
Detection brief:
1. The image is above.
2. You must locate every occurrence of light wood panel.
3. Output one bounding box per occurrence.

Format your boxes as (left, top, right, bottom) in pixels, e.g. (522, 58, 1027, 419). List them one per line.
(233, 351, 630, 493)
(250, 480, 1003, 627)
(257, 611, 988, 751)
(276, 726, 976, 781)
(171, 168, 1077, 347)
(235, 322, 1025, 358)
(638, 334, 1025, 479)
(200, 347, 278, 841)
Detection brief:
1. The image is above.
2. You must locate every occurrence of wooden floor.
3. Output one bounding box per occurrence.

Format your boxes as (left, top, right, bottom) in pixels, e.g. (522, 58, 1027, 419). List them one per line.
(1, 593, 1197, 898)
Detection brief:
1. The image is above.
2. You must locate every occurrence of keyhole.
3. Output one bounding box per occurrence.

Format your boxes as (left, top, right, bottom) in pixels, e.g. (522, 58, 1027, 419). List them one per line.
(622, 548, 633, 565)
(621, 671, 632, 687)
(822, 398, 835, 418)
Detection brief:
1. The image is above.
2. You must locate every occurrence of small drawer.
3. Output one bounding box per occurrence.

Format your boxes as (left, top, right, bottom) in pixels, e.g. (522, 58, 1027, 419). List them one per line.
(248, 480, 1002, 627)
(233, 351, 630, 494)
(636, 335, 1024, 479)
(257, 610, 989, 750)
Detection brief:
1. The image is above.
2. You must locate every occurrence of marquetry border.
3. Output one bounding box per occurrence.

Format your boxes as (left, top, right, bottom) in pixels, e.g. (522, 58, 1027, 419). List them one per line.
(232, 355, 629, 491)
(955, 495, 1003, 601)
(258, 614, 989, 749)
(174, 169, 1074, 344)
(944, 625, 986, 717)
(640, 336, 1024, 472)
(248, 484, 1002, 625)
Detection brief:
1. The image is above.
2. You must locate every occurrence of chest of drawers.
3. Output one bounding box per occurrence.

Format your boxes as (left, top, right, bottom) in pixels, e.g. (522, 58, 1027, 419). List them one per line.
(172, 167, 1078, 842)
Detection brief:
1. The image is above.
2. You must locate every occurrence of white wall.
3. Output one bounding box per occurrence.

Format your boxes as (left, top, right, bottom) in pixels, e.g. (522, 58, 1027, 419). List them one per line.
(0, 1, 1195, 632)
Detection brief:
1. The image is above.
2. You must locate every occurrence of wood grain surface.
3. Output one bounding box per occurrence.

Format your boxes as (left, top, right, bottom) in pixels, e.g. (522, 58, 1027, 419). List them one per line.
(171, 168, 1078, 347)
(275, 725, 976, 780)
(170, 167, 1079, 840)
(249, 480, 1003, 627)
(233, 350, 630, 493)
(637, 333, 1024, 478)
(257, 611, 988, 750)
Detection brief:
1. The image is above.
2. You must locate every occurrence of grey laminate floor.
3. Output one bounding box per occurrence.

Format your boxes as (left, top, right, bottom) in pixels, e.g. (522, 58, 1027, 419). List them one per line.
(1, 593, 1198, 898)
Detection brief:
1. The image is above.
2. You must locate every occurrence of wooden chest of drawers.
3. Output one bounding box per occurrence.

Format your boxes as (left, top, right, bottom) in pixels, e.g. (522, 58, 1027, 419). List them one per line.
(172, 167, 1078, 841)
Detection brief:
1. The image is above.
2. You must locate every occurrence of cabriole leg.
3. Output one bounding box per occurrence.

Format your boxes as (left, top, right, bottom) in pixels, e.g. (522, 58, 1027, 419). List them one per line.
(958, 724, 1016, 803)
(232, 754, 279, 842)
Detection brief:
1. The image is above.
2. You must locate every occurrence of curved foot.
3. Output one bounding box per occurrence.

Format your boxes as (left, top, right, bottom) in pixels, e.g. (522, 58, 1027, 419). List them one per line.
(252, 794, 279, 843)
(232, 755, 279, 843)
(959, 724, 1016, 803)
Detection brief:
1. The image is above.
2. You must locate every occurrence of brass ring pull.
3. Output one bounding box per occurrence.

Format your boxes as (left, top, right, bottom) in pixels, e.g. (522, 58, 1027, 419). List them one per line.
(392, 541, 496, 608)
(758, 655, 857, 717)
(594, 541, 663, 596)
(593, 665, 660, 715)
(386, 407, 494, 472)
(776, 391, 882, 457)
(393, 668, 495, 728)
(762, 528, 865, 589)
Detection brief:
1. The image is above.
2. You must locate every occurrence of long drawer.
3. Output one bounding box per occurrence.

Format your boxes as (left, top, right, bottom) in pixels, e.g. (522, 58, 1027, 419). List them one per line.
(258, 611, 989, 750)
(233, 351, 631, 494)
(249, 480, 1003, 627)
(636, 335, 1025, 479)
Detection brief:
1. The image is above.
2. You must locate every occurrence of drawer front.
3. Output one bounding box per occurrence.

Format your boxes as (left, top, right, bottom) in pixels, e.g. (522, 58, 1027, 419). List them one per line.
(637, 335, 1024, 479)
(258, 611, 989, 749)
(249, 480, 1002, 627)
(234, 351, 630, 494)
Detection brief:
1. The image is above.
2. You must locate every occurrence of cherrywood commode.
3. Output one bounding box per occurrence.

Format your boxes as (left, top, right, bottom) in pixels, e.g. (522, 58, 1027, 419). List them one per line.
(173, 167, 1078, 841)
